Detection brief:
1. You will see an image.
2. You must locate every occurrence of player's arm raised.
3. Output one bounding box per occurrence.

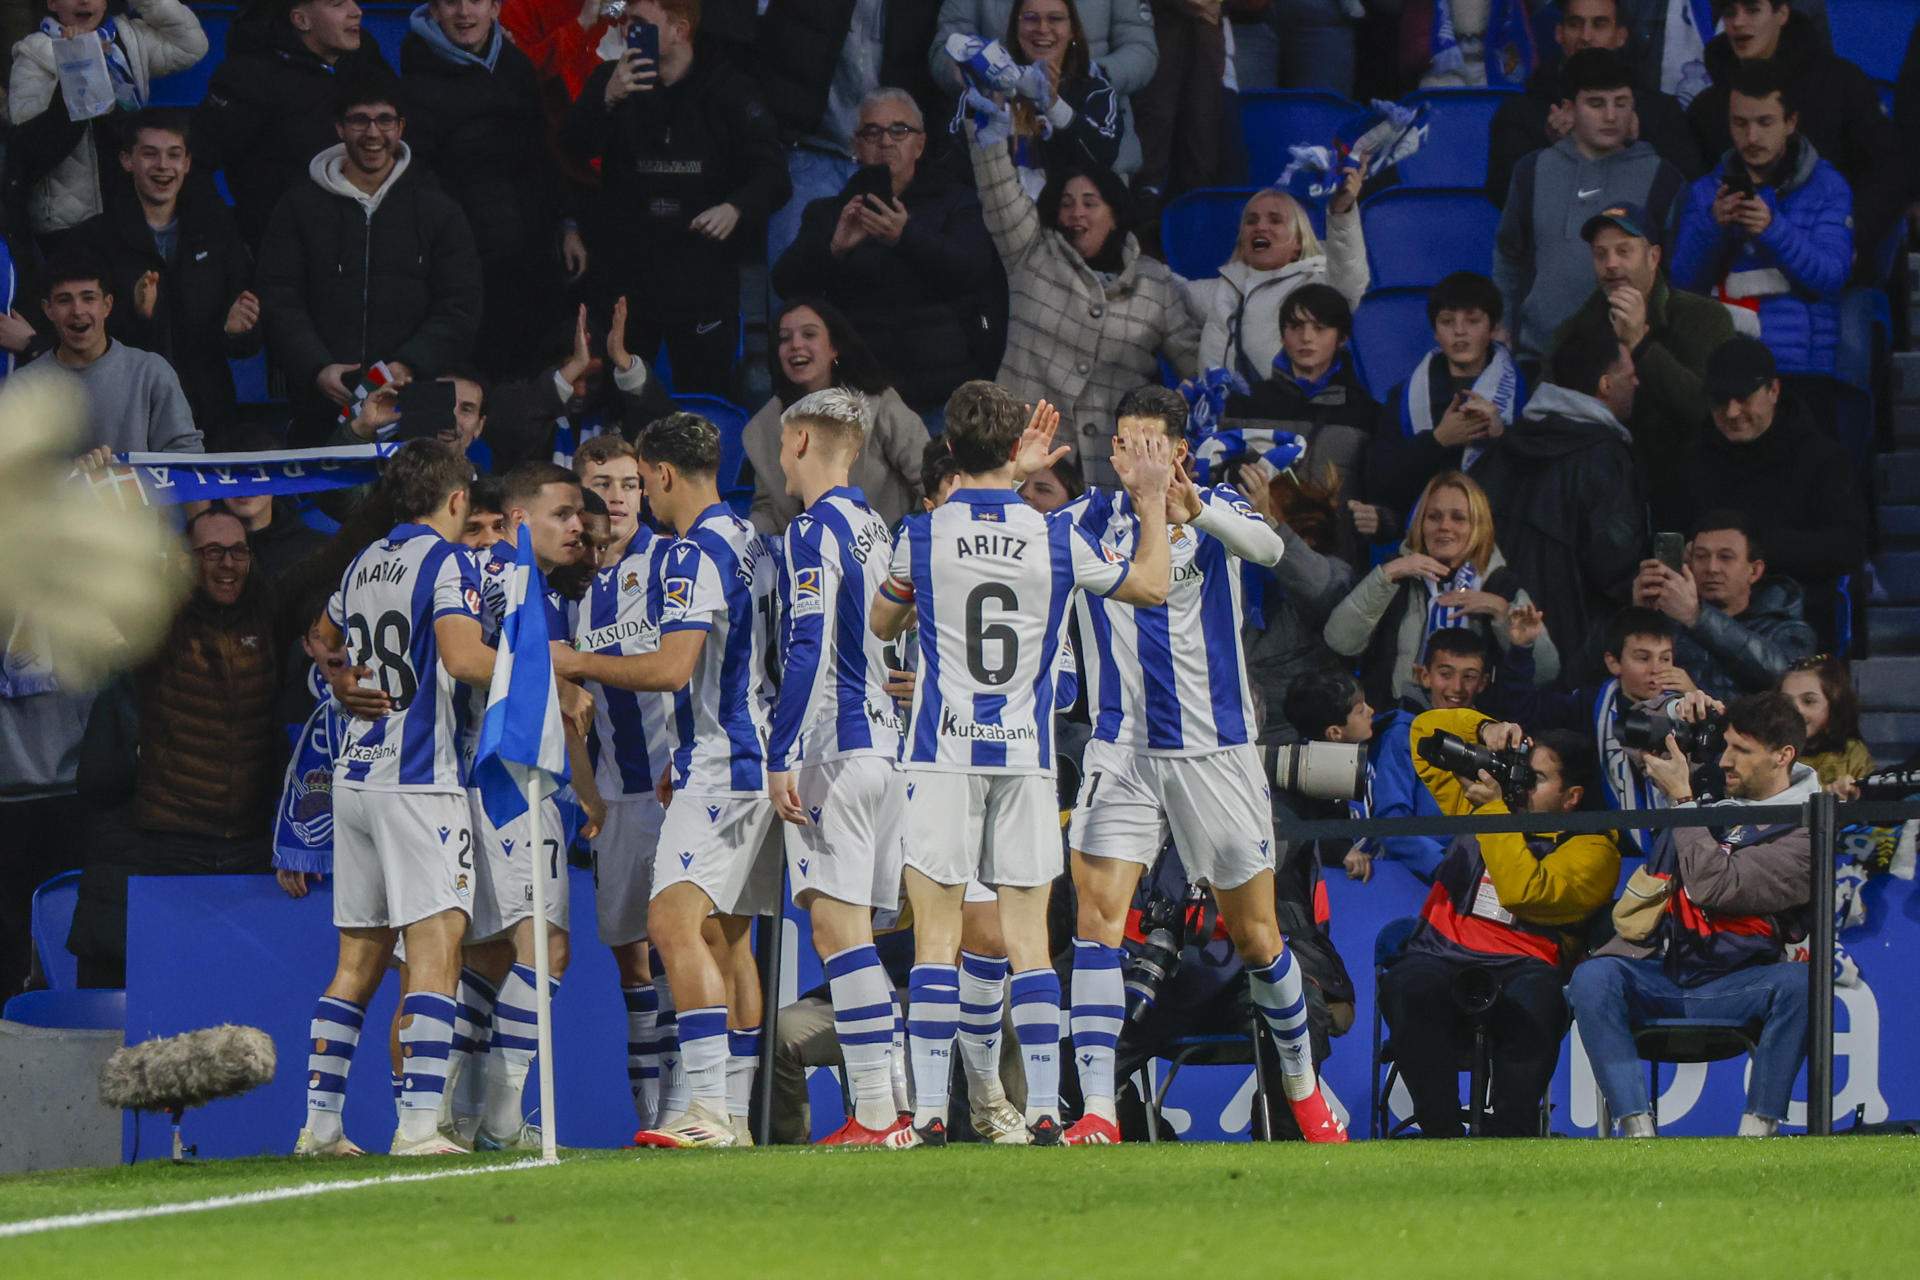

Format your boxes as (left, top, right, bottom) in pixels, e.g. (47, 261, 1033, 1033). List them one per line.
(1106, 430, 1173, 607)
(1191, 474, 1284, 567)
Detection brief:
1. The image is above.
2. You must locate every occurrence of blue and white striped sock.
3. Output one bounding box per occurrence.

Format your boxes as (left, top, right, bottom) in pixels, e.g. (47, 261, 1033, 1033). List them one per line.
(483, 964, 558, 1137)
(397, 992, 457, 1142)
(1248, 948, 1316, 1101)
(445, 969, 496, 1132)
(622, 984, 661, 1126)
(907, 964, 960, 1128)
(677, 1006, 730, 1111)
(1069, 939, 1126, 1120)
(390, 1072, 404, 1127)
(305, 996, 363, 1143)
(826, 945, 898, 1131)
(889, 988, 911, 1115)
(653, 959, 689, 1119)
(1010, 969, 1063, 1123)
(957, 951, 1010, 1104)
(725, 1026, 762, 1122)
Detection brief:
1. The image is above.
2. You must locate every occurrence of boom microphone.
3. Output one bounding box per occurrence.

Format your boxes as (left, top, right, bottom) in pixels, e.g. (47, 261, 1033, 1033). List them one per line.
(99, 1025, 277, 1162)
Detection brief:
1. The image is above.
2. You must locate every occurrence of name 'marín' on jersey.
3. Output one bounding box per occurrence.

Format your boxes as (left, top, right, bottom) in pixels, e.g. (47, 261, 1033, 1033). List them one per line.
(1068, 485, 1265, 754)
(660, 504, 774, 794)
(767, 487, 900, 771)
(577, 529, 676, 800)
(892, 488, 1127, 773)
(328, 523, 483, 791)
(456, 539, 576, 773)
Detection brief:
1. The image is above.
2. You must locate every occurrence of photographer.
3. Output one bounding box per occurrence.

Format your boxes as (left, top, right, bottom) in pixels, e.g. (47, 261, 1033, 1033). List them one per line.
(1378, 707, 1621, 1139)
(1362, 628, 1493, 884)
(1568, 690, 1820, 1138)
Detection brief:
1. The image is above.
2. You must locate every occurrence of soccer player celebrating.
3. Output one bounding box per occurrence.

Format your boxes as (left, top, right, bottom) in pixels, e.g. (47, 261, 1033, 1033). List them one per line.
(1061, 385, 1347, 1144)
(870, 381, 1174, 1147)
(454, 462, 603, 1151)
(763, 388, 909, 1145)
(573, 435, 682, 1132)
(296, 440, 497, 1158)
(551, 414, 777, 1149)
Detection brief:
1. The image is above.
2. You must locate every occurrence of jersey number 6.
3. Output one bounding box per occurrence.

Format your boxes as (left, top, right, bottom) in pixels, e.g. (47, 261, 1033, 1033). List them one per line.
(964, 583, 1019, 687)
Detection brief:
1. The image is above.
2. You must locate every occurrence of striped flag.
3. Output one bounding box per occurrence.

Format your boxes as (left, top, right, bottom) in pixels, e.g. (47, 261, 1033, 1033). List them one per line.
(472, 527, 570, 829)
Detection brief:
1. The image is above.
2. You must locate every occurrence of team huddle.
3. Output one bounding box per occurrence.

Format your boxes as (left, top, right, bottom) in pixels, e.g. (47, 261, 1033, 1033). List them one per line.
(295, 376, 1349, 1157)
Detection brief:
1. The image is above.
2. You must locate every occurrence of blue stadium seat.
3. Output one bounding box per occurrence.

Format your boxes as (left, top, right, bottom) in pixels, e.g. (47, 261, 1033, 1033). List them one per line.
(1239, 90, 1362, 187)
(149, 4, 234, 107)
(230, 350, 270, 404)
(1829, 0, 1915, 87)
(1394, 89, 1517, 191)
(2, 988, 125, 1031)
(673, 393, 755, 516)
(1351, 288, 1434, 403)
(30, 870, 80, 991)
(1358, 189, 1498, 289)
(1160, 187, 1326, 283)
(363, 4, 413, 69)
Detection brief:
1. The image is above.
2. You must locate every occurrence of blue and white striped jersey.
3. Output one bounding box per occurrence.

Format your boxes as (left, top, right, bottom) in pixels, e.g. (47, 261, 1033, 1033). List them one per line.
(889, 488, 1127, 774)
(659, 504, 774, 795)
(328, 523, 483, 791)
(1068, 485, 1274, 755)
(767, 487, 901, 772)
(456, 540, 575, 774)
(576, 529, 676, 800)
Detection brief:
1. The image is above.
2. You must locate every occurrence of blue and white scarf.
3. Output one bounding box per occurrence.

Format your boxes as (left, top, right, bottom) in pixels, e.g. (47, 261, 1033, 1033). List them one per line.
(1188, 426, 1306, 488)
(1177, 366, 1248, 441)
(1428, 0, 1536, 89)
(1399, 342, 1522, 471)
(1423, 559, 1480, 636)
(408, 4, 503, 72)
(41, 17, 143, 111)
(1594, 678, 1671, 855)
(100, 445, 397, 506)
(1277, 100, 1426, 198)
(274, 668, 348, 876)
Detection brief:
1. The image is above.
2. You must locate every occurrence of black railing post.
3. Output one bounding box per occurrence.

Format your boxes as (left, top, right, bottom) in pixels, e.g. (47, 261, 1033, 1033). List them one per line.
(752, 873, 787, 1147)
(1806, 790, 1837, 1136)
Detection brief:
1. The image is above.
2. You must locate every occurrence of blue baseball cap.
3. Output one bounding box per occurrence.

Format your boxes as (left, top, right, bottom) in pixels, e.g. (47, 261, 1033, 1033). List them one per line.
(1580, 203, 1651, 242)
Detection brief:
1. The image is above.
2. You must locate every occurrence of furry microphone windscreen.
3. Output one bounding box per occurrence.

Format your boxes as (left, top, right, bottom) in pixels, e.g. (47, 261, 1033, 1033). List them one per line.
(99, 1025, 278, 1113)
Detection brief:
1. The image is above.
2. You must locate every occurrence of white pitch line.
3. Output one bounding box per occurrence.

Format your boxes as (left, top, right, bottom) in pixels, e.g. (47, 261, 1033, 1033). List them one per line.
(0, 1155, 557, 1240)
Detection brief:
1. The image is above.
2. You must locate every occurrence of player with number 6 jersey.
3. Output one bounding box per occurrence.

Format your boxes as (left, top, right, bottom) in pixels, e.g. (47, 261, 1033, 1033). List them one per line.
(869, 382, 1175, 1150)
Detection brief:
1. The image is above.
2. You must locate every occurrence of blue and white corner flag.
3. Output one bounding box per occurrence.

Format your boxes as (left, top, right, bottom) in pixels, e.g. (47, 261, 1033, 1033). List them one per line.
(472, 528, 570, 829)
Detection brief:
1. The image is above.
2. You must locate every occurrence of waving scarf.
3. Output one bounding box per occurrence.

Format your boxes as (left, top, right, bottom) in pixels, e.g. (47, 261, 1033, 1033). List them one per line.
(1277, 99, 1426, 198)
(1423, 559, 1480, 636)
(274, 670, 348, 875)
(1400, 342, 1522, 471)
(1428, 0, 1536, 89)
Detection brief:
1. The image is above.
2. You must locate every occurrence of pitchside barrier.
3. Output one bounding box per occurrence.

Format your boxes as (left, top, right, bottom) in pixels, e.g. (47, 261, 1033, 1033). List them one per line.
(122, 795, 1918, 1157)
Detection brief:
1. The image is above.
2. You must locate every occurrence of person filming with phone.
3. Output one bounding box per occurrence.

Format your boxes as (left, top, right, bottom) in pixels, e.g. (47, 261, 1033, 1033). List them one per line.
(561, 0, 789, 397)
(771, 87, 1000, 427)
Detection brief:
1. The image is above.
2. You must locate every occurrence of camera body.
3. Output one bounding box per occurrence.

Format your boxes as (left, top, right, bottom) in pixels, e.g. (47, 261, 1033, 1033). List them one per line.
(1122, 893, 1188, 1024)
(1416, 729, 1538, 806)
(1618, 696, 1728, 800)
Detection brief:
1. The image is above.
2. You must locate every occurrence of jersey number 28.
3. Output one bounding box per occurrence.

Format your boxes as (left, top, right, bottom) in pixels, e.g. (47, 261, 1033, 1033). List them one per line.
(346, 610, 419, 710)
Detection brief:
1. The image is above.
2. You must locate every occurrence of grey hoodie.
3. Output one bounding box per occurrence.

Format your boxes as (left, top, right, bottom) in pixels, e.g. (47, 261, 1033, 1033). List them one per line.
(1493, 137, 1686, 362)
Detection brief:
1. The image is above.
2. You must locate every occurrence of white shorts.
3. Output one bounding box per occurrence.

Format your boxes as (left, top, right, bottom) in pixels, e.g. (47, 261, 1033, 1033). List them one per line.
(784, 755, 905, 911)
(652, 792, 781, 917)
(903, 770, 1062, 889)
(964, 878, 997, 905)
(468, 790, 571, 943)
(592, 796, 667, 947)
(1067, 741, 1274, 890)
(331, 787, 473, 930)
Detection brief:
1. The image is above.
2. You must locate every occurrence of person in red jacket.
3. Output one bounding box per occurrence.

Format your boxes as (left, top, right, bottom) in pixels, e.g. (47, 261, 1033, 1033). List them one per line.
(502, 0, 613, 99)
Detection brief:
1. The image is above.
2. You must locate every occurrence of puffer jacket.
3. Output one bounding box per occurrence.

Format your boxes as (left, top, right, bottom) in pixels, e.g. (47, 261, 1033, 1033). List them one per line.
(1669, 135, 1852, 376)
(1322, 542, 1559, 710)
(133, 583, 280, 836)
(6, 0, 208, 234)
(931, 0, 1157, 175)
(1186, 205, 1370, 383)
(1672, 577, 1818, 703)
(972, 131, 1199, 490)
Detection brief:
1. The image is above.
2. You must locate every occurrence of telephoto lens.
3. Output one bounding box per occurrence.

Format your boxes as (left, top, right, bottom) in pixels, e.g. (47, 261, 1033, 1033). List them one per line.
(1122, 896, 1186, 1024)
(1267, 740, 1367, 801)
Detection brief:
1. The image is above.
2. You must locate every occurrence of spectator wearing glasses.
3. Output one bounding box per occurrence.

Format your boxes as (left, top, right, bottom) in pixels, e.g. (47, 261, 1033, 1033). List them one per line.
(562, 0, 790, 397)
(256, 82, 483, 447)
(771, 88, 1000, 422)
(67, 508, 282, 988)
(1631, 509, 1815, 702)
(13, 254, 201, 455)
(196, 0, 396, 250)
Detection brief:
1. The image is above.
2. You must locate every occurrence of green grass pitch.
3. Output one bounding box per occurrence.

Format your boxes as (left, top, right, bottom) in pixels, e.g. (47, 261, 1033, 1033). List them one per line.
(3, 1138, 1914, 1278)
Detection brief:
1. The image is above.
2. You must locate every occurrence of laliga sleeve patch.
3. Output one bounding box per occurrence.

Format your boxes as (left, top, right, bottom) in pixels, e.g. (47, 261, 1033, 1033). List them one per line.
(464, 586, 482, 614)
(662, 576, 695, 620)
(1099, 542, 1126, 564)
(790, 567, 824, 618)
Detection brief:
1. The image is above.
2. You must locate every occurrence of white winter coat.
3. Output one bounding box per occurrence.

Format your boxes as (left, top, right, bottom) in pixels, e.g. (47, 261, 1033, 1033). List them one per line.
(1186, 204, 1370, 380)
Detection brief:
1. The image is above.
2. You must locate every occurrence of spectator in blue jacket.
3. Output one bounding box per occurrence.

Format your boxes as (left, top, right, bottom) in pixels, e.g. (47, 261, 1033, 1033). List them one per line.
(1669, 61, 1850, 375)
(1360, 627, 1493, 884)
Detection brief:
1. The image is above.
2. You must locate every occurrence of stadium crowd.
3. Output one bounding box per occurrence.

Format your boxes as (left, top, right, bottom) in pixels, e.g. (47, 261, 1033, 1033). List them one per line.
(0, 0, 1916, 1150)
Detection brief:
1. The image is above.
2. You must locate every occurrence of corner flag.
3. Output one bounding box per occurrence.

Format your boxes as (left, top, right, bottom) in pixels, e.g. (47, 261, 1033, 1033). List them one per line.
(472, 528, 570, 828)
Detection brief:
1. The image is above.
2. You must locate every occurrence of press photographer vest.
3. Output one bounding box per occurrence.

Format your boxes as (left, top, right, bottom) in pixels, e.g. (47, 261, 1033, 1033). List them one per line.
(1409, 831, 1571, 969)
(1645, 820, 1802, 985)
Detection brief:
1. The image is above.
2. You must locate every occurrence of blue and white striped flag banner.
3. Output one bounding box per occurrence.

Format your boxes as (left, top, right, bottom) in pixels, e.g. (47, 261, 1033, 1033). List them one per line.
(94, 444, 398, 508)
(472, 526, 571, 830)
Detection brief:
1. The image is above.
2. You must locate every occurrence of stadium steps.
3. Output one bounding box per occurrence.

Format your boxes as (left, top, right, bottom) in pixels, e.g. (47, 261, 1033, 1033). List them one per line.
(1861, 265, 1920, 761)
(1853, 656, 1920, 709)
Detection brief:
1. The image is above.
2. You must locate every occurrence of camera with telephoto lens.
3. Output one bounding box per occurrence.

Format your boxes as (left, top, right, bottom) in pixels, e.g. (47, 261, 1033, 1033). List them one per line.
(1617, 696, 1728, 800)
(1265, 740, 1367, 802)
(1122, 893, 1188, 1025)
(1416, 729, 1538, 805)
